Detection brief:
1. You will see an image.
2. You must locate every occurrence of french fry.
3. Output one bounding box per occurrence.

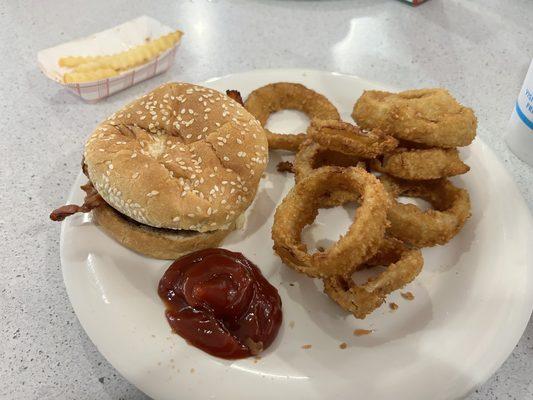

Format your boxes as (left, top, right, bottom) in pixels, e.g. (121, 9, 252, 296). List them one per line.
(72, 60, 109, 73)
(63, 68, 118, 83)
(61, 30, 183, 83)
(59, 55, 103, 68)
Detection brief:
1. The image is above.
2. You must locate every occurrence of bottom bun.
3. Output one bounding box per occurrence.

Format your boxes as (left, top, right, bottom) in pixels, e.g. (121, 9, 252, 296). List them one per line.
(92, 203, 235, 260)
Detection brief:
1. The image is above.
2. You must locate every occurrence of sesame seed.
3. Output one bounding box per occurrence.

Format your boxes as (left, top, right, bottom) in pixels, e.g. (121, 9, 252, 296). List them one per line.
(173, 216, 180, 222)
(187, 213, 195, 218)
(132, 172, 140, 179)
(147, 190, 159, 197)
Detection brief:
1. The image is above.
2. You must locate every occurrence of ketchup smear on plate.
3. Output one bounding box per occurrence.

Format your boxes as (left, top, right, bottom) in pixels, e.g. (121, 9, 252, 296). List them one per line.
(158, 248, 282, 359)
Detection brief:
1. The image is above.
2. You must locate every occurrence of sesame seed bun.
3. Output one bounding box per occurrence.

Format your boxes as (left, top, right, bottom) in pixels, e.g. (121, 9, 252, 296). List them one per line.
(84, 82, 268, 233)
(92, 202, 236, 259)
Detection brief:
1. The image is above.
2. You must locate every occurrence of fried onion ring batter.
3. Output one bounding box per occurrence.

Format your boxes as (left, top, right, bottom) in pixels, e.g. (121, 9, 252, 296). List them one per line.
(323, 238, 423, 319)
(272, 166, 390, 278)
(369, 147, 470, 180)
(308, 119, 398, 158)
(380, 175, 471, 247)
(245, 83, 341, 151)
(293, 140, 364, 206)
(352, 89, 477, 148)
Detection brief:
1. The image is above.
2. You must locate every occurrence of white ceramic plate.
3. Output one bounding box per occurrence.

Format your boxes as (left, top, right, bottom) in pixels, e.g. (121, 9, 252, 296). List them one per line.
(61, 69, 533, 400)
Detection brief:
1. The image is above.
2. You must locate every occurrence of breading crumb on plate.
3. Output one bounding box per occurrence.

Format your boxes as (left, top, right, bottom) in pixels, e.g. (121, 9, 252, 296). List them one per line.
(401, 292, 415, 301)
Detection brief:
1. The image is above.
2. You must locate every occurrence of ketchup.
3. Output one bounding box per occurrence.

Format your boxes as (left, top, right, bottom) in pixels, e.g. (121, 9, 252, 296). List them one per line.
(158, 248, 282, 359)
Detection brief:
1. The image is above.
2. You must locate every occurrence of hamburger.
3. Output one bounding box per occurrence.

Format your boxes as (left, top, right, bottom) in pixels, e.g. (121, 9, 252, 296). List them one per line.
(51, 82, 268, 259)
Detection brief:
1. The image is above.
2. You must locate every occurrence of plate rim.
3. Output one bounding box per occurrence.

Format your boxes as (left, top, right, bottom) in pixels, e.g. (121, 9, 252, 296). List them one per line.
(60, 68, 533, 400)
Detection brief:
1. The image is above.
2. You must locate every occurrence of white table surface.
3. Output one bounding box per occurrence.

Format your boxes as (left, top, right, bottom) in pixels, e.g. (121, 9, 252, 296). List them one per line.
(0, 0, 531, 399)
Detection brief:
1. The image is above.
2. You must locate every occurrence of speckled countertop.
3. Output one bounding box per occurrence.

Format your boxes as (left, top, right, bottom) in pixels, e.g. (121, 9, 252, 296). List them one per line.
(1, 0, 531, 399)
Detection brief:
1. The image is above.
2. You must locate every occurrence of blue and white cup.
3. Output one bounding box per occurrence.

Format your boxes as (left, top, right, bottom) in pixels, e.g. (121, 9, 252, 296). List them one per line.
(506, 59, 533, 166)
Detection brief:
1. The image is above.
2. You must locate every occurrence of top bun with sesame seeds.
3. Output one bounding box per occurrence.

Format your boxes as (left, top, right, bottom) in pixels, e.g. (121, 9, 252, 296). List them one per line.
(83, 82, 269, 233)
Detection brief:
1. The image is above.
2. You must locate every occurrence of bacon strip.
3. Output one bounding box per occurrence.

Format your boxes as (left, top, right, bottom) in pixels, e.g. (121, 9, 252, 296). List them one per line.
(226, 90, 244, 106)
(50, 182, 105, 221)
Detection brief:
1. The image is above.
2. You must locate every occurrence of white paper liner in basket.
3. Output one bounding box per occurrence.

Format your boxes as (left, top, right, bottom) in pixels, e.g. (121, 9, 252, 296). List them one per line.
(37, 16, 181, 102)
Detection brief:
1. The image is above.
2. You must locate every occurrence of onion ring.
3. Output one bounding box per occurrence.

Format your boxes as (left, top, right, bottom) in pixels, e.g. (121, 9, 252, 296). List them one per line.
(272, 166, 390, 278)
(323, 238, 423, 319)
(369, 147, 470, 180)
(352, 89, 477, 148)
(293, 140, 365, 206)
(307, 119, 398, 158)
(380, 175, 471, 247)
(245, 82, 341, 151)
